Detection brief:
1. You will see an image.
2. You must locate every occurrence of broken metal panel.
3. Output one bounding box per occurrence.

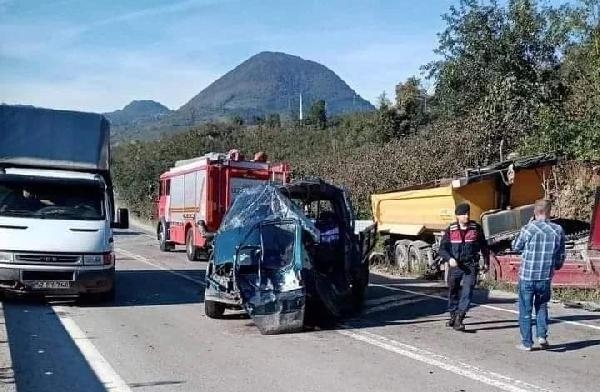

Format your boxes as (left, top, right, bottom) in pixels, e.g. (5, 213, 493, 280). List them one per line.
(235, 220, 305, 334)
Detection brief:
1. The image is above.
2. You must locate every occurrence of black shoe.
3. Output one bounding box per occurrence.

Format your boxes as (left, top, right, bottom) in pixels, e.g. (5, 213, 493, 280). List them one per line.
(453, 312, 466, 331)
(445, 312, 456, 327)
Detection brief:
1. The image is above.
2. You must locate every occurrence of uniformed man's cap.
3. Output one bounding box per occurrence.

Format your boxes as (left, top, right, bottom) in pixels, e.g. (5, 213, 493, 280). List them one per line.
(455, 203, 470, 216)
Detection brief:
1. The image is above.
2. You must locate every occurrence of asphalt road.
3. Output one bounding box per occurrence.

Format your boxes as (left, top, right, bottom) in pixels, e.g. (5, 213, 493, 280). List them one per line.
(1, 228, 599, 392)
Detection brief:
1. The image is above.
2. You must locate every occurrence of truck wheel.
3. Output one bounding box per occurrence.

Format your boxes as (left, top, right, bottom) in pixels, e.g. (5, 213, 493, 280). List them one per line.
(158, 222, 173, 252)
(394, 240, 412, 271)
(186, 230, 200, 261)
(205, 300, 225, 318)
(408, 241, 432, 272)
(351, 263, 369, 311)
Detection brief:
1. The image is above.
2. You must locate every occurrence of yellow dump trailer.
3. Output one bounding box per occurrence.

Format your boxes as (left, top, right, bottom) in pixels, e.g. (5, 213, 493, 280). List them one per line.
(370, 154, 557, 272)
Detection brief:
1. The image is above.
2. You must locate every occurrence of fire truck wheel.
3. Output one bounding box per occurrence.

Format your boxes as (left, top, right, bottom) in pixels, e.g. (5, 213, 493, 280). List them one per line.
(158, 222, 173, 252)
(205, 300, 225, 318)
(186, 230, 200, 261)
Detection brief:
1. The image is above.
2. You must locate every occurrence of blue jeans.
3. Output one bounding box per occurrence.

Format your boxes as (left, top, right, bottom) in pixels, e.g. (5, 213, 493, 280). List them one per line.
(518, 279, 551, 347)
(447, 266, 477, 313)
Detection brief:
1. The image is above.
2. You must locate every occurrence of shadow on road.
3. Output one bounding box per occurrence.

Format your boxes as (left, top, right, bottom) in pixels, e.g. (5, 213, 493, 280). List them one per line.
(79, 269, 206, 308)
(3, 299, 107, 392)
(547, 339, 600, 352)
(113, 230, 147, 236)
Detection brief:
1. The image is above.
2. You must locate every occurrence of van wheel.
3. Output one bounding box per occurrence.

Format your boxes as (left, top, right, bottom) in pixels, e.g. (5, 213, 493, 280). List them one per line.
(158, 222, 173, 252)
(205, 300, 225, 318)
(186, 230, 200, 261)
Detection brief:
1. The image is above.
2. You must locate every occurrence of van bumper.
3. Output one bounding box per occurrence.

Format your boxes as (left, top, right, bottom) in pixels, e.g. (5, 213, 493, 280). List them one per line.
(0, 264, 115, 296)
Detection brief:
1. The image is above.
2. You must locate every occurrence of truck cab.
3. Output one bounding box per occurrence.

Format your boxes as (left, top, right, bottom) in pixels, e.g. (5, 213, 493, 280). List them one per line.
(0, 105, 128, 300)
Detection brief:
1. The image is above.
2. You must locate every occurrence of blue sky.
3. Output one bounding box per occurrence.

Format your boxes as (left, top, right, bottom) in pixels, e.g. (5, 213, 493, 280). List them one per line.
(0, 0, 568, 113)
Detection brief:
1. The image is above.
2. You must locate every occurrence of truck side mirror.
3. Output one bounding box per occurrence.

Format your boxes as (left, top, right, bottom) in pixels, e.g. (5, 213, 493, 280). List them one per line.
(112, 208, 129, 229)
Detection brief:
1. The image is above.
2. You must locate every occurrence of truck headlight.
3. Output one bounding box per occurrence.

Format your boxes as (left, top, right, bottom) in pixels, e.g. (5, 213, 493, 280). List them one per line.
(83, 254, 103, 265)
(0, 252, 14, 263)
(83, 253, 114, 265)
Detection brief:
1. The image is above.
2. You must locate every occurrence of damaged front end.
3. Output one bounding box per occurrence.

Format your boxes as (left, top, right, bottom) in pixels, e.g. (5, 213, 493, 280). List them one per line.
(204, 185, 319, 334)
(235, 219, 308, 334)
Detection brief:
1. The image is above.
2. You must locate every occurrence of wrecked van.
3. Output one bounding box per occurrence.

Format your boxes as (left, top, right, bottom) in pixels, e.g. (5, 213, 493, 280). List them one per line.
(203, 178, 376, 334)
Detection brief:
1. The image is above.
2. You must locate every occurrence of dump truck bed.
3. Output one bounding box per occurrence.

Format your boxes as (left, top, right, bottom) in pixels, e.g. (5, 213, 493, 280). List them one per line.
(371, 155, 556, 237)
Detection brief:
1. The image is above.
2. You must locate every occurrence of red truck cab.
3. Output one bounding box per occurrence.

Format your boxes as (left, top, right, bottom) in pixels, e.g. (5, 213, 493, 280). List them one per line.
(156, 150, 290, 261)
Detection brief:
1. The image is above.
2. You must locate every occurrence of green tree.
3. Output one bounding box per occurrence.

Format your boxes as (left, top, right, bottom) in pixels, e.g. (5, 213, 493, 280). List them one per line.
(265, 113, 281, 129)
(307, 99, 327, 129)
(395, 77, 430, 135)
(229, 114, 245, 126)
(424, 0, 570, 161)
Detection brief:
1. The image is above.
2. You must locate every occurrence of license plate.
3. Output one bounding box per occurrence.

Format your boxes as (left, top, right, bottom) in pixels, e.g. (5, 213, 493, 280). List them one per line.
(27, 280, 73, 290)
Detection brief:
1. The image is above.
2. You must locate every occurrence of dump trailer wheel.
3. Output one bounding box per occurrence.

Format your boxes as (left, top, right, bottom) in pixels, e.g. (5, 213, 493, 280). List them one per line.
(394, 240, 412, 271)
(186, 230, 201, 261)
(205, 300, 225, 318)
(408, 241, 433, 272)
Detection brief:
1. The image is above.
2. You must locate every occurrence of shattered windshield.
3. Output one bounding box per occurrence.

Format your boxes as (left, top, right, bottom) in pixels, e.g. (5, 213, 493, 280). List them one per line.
(219, 185, 319, 241)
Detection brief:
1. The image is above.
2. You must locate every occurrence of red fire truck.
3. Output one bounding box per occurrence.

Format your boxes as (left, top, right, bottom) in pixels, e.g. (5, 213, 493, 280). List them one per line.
(156, 150, 290, 261)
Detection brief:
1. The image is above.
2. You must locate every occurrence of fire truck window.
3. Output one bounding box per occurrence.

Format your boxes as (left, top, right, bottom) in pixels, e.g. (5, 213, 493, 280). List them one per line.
(165, 180, 170, 196)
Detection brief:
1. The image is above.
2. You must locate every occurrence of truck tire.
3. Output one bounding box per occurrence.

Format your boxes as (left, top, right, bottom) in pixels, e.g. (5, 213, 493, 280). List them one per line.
(394, 240, 412, 271)
(351, 263, 370, 311)
(409, 241, 433, 272)
(205, 300, 225, 318)
(158, 222, 173, 252)
(186, 230, 200, 261)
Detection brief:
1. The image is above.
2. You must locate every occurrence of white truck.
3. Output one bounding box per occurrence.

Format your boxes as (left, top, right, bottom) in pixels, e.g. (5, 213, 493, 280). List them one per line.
(0, 105, 129, 301)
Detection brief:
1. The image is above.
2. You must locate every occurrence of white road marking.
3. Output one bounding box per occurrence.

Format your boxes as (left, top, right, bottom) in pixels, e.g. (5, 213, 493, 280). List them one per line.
(338, 329, 553, 392)
(371, 284, 600, 332)
(116, 248, 205, 287)
(53, 307, 132, 392)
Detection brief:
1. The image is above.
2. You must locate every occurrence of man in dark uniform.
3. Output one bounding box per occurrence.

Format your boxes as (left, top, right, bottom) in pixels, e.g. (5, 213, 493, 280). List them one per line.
(439, 203, 490, 331)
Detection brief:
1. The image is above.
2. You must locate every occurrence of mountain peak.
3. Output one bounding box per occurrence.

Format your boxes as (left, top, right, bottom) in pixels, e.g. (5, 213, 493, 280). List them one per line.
(178, 51, 374, 119)
(121, 100, 170, 114)
(110, 52, 374, 140)
(104, 100, 171, 127)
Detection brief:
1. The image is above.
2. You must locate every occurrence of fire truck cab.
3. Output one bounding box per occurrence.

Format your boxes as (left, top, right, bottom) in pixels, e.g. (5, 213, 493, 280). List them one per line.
(156, 150, 290, 261)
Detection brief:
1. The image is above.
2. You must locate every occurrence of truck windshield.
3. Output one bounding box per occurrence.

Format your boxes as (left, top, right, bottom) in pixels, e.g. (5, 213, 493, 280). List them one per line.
(0, 178, 105, 220)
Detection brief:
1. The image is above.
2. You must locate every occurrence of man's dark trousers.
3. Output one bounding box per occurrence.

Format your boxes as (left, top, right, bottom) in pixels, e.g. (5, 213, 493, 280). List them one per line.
(447, 265, 478, 313)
